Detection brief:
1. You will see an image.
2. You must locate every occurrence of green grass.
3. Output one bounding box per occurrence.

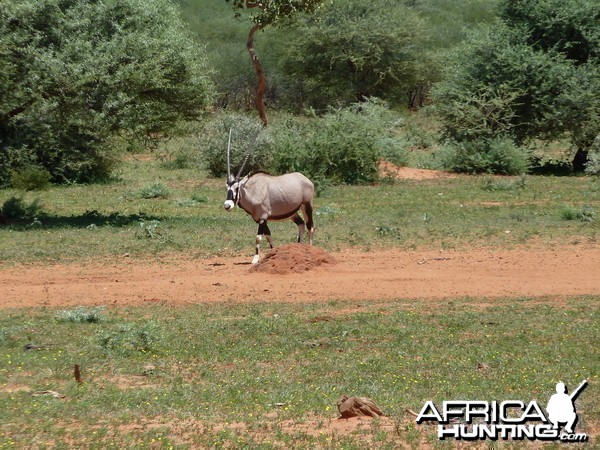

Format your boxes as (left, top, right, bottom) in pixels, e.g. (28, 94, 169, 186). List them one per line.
(0, 157, 598, 263)
(0, 297, 598, 448)
(1, 156, 599, 447)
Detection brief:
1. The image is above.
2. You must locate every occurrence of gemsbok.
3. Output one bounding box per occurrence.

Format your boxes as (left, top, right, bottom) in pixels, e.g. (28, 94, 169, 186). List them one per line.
(223, 131, 315, 264)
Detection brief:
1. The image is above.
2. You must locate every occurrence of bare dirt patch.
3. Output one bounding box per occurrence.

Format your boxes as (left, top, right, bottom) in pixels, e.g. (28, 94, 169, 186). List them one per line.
(379, 160, 457, 180)
(1, 244, 599, 309)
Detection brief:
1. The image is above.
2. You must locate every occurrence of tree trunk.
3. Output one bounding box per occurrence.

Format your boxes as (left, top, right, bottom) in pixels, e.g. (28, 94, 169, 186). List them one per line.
(246, 23, 268, 127)
(572, 148, 589, 172)
(408, 82, 430, 110)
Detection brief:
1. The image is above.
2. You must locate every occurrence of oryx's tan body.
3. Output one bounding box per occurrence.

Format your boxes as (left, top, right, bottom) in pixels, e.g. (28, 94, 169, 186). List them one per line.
(237, 172, 314, 224)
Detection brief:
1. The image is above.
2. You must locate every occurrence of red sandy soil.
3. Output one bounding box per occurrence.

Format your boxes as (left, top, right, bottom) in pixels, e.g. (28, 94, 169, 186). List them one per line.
(1, 243, 599, 309)
(378, 160, 458, 180)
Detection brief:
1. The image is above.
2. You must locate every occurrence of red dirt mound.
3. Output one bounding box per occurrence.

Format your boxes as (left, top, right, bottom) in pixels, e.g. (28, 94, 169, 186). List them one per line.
(251, 244, 337, 275)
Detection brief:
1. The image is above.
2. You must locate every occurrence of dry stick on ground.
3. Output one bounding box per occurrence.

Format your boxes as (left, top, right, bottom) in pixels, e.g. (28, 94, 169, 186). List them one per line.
(74, 364, 82, 384)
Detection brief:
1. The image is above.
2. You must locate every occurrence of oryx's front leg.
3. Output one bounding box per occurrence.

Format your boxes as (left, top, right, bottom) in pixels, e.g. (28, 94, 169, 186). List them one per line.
(252, 221, 273, 265)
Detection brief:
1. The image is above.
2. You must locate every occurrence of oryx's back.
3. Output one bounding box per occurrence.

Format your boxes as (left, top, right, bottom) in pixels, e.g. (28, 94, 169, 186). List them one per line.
(246, 172, 313, 202)
(242, 172, 314, 221)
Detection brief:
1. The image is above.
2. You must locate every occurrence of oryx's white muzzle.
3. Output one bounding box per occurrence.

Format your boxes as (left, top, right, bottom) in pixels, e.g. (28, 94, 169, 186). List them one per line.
(224, 200, 235, 211)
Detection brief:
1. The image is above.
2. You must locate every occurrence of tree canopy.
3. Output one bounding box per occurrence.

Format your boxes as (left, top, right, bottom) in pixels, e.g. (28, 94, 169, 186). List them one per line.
(276, 0, 430, 110)
(432, 0, 600, 171)
(0, 0, 214, 186)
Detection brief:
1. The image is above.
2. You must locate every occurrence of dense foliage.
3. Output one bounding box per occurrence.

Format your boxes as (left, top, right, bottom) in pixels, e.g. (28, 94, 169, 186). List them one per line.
(276, 0, 430, 110)
(175, 0, 499, 112)
(432, 0, 600, 172)
(199, 100, 406, 186)
(1, 0, 597, 184)
(0, 0, 214, 187)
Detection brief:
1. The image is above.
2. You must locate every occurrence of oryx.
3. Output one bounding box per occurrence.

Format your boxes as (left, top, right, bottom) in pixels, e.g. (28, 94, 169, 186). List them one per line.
(223, 131, 315, 264)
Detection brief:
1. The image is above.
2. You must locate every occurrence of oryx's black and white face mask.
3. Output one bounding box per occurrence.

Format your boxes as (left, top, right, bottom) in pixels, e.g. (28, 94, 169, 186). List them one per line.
(224, 176, 240, 211)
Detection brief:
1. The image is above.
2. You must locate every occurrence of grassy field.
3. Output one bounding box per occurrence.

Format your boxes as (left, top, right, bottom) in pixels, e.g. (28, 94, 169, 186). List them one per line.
(1, 157, 599, 448)
(1, 297, 598, 448)
(0, 157, 598, 264)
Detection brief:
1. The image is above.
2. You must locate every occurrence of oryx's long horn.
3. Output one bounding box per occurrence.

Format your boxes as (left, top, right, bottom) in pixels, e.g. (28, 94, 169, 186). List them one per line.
(226, 128, 232, 181)
(236, 153, 250, 180)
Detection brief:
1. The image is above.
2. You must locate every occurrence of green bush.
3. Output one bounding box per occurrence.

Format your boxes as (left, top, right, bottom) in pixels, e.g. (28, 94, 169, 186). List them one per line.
(271, 100, 406, 184)
(561, 205, 596, 222)
(135, 220, 172, 244)
(196, 112, 273, 178)
(55, 306, 107, 323)
(10, 166, 52, 191)
(0, 0, 214, 186)
(198, 101, 407, 185)
(438, 137, 530, 175)
(99, 322, 163, 355)
(137, 182, 171, 199)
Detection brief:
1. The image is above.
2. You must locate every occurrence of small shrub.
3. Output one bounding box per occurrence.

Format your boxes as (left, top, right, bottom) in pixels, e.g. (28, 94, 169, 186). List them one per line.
(439, 137, 530, 175)
(162, 151, 194, 170)
(376, 225, 398, 236)
(0, 196, 44, 223)
(138, 182, 171, 199)
(197, 112, 272, 178)
(0, 326, 24, 348)
(191, 193, 208, 203)
(481, 174, 527, 192)
(271, 99, 405, 185)
(99, 322, 162, 354)
(10, 167, 52, 190)
(561, 206, 596, 222)
(136, 220, 172, 243)
(55, 306, 107, 323)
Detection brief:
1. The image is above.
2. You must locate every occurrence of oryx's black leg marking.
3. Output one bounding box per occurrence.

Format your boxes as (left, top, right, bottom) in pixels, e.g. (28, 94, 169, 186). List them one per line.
(258, 221, 271, 237)
(253, 221, 273, 264)
(257, 221, 273, 248)
(291, 213, 306, 243)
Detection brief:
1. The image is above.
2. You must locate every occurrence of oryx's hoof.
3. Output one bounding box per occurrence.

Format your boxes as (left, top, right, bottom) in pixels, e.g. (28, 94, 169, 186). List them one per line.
(251, 255, 260, 265)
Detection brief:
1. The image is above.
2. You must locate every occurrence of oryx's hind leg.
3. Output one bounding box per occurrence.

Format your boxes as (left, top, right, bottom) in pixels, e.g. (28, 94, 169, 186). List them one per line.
(252, 221, 273, 265)
(291, 213, 306, 243)
(301, 202, 315, 245)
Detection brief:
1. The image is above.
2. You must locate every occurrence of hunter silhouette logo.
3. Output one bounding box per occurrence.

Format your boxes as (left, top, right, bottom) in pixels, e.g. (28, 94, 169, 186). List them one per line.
(547, 380, 587, 435)
(416, 380, 589, 442)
